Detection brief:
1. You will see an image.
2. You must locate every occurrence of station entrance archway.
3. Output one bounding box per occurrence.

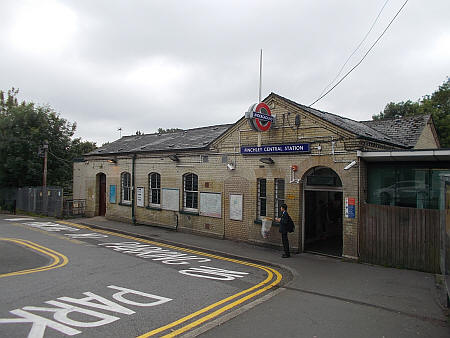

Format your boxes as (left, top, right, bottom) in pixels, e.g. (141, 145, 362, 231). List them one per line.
(303, 167, 343, 256)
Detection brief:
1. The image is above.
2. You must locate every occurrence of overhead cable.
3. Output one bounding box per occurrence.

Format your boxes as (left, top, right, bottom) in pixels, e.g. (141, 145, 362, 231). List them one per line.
(316, 0, 390, 99)
(309, 0, 409, 107)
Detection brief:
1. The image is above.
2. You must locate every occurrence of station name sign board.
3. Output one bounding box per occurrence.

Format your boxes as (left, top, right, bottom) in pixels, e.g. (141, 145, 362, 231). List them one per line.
(241, 143, 310, 154)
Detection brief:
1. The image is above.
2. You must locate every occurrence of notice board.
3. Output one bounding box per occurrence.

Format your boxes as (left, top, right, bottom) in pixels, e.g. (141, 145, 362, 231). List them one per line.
(136, 187, 145, 207)
(162, 188, 179, 211)
(109, 185, 116, 204)
(229, 194, 243, 221)
(200, 192, 222, 218)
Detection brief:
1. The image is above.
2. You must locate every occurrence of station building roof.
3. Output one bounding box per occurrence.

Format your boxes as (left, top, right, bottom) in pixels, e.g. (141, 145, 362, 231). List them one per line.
(87, 93, 434, 156)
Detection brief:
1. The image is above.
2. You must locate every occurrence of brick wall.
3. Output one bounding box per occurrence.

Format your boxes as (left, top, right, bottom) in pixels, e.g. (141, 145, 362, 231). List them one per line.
(74, 95, 400, 257)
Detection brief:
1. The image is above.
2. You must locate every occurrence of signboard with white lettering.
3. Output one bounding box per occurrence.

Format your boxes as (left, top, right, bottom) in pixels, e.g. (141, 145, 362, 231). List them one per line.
(245, 102, 273, 132)
(345, 197, 356, 218)
(241, 143, 310, 154)
(136, 187, 144, 207)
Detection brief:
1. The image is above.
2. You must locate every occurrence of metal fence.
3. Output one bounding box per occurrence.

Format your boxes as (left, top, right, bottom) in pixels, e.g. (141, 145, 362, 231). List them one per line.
(360, 203, 441, 273)
(16, 186, 64, 217)
(1, 187, 86, 218)
(63, 199, 86, 218)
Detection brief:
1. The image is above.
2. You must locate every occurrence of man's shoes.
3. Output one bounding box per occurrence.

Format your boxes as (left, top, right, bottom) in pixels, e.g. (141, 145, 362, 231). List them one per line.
(282, 254, 290, 258)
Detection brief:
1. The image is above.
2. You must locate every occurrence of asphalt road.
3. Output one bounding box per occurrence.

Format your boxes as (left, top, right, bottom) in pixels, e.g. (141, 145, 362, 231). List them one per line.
(0, 216, 285, 337)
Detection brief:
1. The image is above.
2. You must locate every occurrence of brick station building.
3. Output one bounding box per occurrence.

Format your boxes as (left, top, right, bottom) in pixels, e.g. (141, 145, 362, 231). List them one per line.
(73, 93, 447, 259)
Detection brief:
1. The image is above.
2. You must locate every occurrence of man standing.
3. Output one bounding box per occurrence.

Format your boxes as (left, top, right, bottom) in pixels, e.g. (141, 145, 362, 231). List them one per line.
(275, 203, 291, 258)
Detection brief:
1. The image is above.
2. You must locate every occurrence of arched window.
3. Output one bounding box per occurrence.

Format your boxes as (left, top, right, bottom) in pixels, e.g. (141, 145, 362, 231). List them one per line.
(149, 172, 161, 206)
(121, 172, 131, 204)
(183, 173, 198, 211)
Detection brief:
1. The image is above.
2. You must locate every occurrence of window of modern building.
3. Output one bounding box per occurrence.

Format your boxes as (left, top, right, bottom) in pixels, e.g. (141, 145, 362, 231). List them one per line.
(274, 178, 285, 218)
(367, 165, 450, 209)
(257, 178, 267, 218)
(149, 172, 161, 206)
(121, 172, 131, 204)
(183, 173, 198, 211)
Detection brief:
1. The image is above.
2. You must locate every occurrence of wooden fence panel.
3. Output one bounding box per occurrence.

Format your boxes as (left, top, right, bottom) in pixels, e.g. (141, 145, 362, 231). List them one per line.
(360, 204, 440, 273)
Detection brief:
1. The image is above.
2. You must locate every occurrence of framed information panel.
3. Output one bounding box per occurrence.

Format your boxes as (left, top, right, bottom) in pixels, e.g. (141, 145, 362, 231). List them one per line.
(200, 192, 222, 218)
(229, 194, 243, 221)
(136, 187, 145, 207)
(109, 185, 116, 204)
(162, 188, 179, 211)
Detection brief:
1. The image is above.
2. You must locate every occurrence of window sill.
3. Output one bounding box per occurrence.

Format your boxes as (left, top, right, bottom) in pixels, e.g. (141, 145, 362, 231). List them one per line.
(180, 210, 199, 216)
(146, 206, 162, 211)
(119, 202, 132, 207)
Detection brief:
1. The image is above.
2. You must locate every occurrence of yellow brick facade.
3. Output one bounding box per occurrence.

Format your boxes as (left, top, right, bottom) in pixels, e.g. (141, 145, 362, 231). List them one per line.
(74, 94, 414, 258)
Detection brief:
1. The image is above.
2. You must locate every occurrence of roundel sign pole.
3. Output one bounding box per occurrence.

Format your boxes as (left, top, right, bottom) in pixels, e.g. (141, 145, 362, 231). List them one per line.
(245, 102, 274, 132)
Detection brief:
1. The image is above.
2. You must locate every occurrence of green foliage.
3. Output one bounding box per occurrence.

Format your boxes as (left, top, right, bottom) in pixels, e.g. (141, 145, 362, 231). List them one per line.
(0, 88, 97, 190)
(157, 127, 183, 134)
(372, 78, 450, 147)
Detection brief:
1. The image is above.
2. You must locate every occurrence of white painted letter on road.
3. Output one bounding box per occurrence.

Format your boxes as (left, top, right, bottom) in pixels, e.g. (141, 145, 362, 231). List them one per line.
(108, 285, 172, 307)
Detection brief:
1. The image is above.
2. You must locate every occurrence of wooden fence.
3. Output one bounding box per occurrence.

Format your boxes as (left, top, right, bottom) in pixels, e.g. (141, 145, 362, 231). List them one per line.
(360, 203, 440, 273)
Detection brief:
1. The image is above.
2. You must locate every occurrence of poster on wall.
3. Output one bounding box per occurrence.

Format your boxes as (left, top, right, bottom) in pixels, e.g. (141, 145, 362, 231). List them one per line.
(200, 192, 222, 218)
(136, 187, 145, 207)
(345, 197, 355, 218)
(230, 194, 243, 221)
(162, 188, 179, 211)
(109, 185, 116, 203)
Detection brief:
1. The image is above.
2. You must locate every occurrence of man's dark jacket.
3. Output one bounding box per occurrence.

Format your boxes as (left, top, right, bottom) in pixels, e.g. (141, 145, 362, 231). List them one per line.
(279, 211, 291, 234)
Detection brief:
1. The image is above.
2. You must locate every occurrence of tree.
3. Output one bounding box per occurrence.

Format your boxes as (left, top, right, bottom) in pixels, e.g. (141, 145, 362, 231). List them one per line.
(372, 78, 450, 147)
(0, 88, 97, 190)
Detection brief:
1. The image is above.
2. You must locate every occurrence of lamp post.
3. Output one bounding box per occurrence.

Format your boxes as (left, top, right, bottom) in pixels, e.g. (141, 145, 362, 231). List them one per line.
(43, 140, 48, 188)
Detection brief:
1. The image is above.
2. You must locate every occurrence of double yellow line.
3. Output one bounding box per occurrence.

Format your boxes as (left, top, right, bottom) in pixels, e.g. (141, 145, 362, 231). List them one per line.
(0, 238, 68, 278)
(58, 221, 283, 337)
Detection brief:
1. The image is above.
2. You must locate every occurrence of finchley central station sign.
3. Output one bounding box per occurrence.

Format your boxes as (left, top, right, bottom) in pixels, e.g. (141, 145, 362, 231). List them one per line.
(241, 143, 310, 154)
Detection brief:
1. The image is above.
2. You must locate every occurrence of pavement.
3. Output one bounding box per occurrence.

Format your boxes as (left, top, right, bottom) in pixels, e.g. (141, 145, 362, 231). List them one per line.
(65, 216, 449, 337)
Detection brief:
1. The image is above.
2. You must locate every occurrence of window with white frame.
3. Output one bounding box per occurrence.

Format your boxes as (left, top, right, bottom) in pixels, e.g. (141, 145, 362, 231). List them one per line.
(257, 178, 267, 218)
(148, 172, 161, 206)
(183, 173, 198, 211)
(121, 172, 131, 204)
(274, 178, 285, 218)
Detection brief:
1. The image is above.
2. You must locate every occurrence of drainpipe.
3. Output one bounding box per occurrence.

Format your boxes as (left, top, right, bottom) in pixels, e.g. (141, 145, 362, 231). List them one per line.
(132, 154, 137, 225)
(357, 155, 361, 257)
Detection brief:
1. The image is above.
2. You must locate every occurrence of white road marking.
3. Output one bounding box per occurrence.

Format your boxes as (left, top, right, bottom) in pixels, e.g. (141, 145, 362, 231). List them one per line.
(99, 242, 211, 265)
(178, 266, 249, 280)
(65, 233, 108, 239)
(4, 218, 35, 221)
(0, 286, 172, 337)
(23, 222, 80, 232)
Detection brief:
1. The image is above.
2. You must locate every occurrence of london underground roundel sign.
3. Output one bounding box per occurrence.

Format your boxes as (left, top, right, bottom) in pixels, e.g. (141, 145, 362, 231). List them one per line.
(245, 102, 274, 132)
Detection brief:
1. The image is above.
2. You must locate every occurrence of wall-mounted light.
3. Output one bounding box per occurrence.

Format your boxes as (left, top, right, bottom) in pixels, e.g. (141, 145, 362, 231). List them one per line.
(344, 160, 357, 170)
(169, 154, 179, 162)
(259, 157, 274, 164)
(227, 163, 235, 170)
(107, 158, 117, 164)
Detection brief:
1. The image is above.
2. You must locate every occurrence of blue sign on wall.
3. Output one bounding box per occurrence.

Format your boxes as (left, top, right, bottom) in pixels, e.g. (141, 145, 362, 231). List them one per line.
(347, 205, 355, 218)
(241, 143, 310, 155)
(109, 185, 116, 203)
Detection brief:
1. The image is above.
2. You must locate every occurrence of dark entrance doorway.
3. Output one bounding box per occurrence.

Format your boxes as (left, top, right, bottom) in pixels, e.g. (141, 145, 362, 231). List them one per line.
(303, 167, 343, 257)
(97, 173, 106, 216)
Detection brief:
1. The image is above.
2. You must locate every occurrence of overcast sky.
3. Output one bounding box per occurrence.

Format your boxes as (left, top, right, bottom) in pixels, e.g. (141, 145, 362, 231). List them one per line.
(0, 0, 448, 146)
